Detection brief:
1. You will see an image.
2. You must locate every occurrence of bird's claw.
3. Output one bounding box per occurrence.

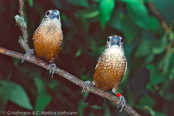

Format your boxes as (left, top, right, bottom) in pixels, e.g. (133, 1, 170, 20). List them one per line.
(118, 95, 126, 112)
(114, 92, 126, 112)
(22, 49, 34, 63)
(81, 81, 91, 93)
(47, 63, 56, 78)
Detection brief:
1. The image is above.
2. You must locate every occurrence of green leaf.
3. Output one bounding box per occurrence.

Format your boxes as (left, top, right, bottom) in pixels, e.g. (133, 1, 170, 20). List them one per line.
(104, 105, 111, 116)
(0, 87, 8, 112)
(27, 0, 33, 7)
(146, 64, 156, 70)
(143, 0, 153, 2)
(91, 105, 102, 109)
(75, 47, 82, 57)
(81, 18, 90, 32)
(149, 72, 163, 86)
(75, 9, 99, 19)
(67, 0, 89, 7)
(152, 35, 167, 55)
(162, 52, 172, 72)
(135, 95, 156, 109)
(35, 92, 51, 115)
(143, 54, 154, 65)
(154, 112, 167, 116)
(88, 38, 98, 53)
(81, 75, 90, 80)
(78, 101, 87, 116)
(134, 40, 152, 57)
(121, 0, 141, 4)
(127, 1, 149, 29)
(0, 80, 33, 110)
(108, 10, 122, 31)
(121, 14, 141, 43)
(169, 31, 174, 41)
(143, 106, 155, 115)
(74, 9, 99, 32)
(48, 80, 59, 90)
(8, 84, 33, 110)
(161, 91, 173, 101)
(34, 78, 51, 115)
(127, 2, 162, 33)
(147, 64, 164, 86)
(13, 58, 21, 66)
(99, 0, 115, 28)
(34, 77, 45, 92)
(146, 83, 153, 91)
(153, 0, 174, 25)
(148, 16, 161, 33)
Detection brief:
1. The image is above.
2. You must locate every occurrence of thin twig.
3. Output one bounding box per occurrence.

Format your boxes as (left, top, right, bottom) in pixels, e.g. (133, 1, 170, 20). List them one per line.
(19, 0, 25, 18)
(0, 47, 141, 116)
(16, 0, 30, 51)
(148, 2, 170, 33)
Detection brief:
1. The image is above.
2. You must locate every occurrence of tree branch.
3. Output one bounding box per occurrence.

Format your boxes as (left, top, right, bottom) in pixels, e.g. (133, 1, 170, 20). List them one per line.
(14, 0, 30, 51)
(0, 47, 140, 116)
(148, 2, 170, 33)
(19, 0, 25, 18)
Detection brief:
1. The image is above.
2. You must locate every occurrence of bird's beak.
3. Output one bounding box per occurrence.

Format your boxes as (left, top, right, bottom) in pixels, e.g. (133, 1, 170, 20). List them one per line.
(50, 10, 59, 20)
(111, 36, 120, 46)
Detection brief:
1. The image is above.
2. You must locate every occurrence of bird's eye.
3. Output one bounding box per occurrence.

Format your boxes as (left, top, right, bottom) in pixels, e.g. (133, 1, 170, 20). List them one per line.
(121, 38, 123, 43)
(45, 11, 50, 16)
(107, 37, 110, 42)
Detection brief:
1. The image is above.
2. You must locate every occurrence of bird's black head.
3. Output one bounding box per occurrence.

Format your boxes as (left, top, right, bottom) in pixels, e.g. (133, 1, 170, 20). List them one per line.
(44, 10, 60, 20)
(107, 35, 122, 46)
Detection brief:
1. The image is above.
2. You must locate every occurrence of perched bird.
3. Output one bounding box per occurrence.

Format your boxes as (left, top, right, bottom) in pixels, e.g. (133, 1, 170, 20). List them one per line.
(22, 10, 63, 77)
(82, 35, 127, 111)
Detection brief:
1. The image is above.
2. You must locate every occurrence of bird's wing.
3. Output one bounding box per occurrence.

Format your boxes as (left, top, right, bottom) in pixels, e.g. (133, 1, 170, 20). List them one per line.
(123, 60, 127, 75)
(94, 55, 102, 70)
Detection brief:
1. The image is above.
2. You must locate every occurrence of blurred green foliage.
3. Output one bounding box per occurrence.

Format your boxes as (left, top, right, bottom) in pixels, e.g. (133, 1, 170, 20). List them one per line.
(0, 0, 174, 116)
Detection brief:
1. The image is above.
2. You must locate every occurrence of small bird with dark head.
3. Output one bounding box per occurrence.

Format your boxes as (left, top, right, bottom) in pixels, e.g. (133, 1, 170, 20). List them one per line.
(22, 10, 63, 77)
(82, 35, 127, 111)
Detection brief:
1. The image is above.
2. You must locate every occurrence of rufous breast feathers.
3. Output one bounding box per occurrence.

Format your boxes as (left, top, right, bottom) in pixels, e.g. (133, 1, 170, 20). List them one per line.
(93, 45, 127, 90)
(33, 10, 63, 63)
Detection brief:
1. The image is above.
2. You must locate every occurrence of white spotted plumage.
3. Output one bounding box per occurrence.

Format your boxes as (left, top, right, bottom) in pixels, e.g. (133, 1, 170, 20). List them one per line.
(33, 10, 63, 63)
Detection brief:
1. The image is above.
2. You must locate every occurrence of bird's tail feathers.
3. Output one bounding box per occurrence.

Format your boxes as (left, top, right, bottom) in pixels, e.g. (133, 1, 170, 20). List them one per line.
(83, 92, 104, 107)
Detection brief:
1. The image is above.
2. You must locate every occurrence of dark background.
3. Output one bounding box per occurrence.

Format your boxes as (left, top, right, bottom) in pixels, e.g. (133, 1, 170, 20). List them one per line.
(0, 0, 174, 116)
